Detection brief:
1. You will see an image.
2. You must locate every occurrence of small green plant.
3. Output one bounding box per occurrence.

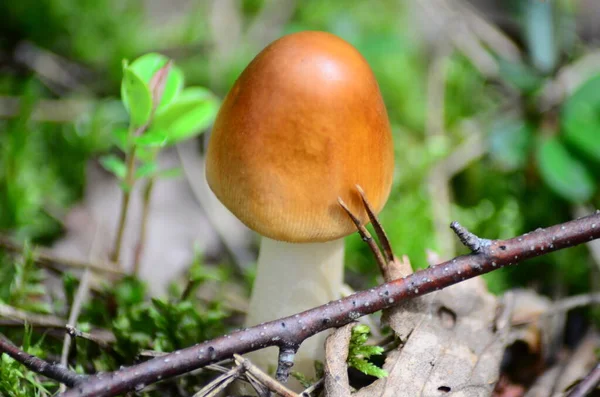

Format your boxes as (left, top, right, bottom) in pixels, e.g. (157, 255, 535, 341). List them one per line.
(291, 360, 324, 388)
(0, 324, 54, 396)
(347, 324, 388, 379)
(0, 244, 51, 315)
(99, 53, 220, 272)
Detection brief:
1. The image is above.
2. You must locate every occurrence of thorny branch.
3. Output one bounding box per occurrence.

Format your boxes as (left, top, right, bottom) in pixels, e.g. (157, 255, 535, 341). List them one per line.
(54, 205, 600, 397)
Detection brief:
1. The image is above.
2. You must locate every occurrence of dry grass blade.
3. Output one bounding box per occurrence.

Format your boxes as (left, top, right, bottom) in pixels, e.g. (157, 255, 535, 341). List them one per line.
(0, 302, 66, 328)
(233, 354, 299, 397)
(337, 197, 387, 273)
(300, 378, 324, 397)
(193, 364, 244, 397)
(0, 234, 123, 276)
(355, 184, 394, 264)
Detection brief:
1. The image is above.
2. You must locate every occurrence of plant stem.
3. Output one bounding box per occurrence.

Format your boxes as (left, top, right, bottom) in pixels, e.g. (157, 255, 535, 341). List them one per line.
(110, 145, 137, 266)
(133, 176, 155, 276)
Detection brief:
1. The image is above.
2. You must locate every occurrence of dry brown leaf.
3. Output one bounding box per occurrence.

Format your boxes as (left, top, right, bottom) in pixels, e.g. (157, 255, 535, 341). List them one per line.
(352, 255, 505, 396)
(553, 330, 600, 395)
(507, 289, 565, 363)
(324, 323, 355, 397)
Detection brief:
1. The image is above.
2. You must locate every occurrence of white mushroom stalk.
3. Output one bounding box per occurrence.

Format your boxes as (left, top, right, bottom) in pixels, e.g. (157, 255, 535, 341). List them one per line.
(244, 237, 345, 377)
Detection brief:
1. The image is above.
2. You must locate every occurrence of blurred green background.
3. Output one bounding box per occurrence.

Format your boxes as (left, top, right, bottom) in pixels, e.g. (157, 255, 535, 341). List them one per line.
(1, 0, 600, 394)
(2, 0, 599, 292)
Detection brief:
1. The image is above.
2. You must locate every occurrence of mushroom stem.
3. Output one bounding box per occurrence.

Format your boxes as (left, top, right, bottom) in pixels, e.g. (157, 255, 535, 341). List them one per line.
(244, 237, 345, 385)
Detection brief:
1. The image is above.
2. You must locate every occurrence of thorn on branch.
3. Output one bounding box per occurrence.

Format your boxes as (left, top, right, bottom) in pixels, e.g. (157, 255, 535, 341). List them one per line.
(450, 221, 488, 252)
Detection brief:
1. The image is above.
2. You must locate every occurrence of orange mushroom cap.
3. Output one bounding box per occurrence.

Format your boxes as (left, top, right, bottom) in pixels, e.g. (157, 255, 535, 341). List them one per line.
(206, 31, 394, 243)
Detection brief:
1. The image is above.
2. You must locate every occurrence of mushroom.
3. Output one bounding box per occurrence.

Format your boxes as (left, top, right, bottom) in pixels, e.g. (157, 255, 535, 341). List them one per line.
(205, 30, 394, 383)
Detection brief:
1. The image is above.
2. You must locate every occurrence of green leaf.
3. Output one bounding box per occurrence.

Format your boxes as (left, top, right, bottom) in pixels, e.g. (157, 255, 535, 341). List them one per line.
(349, 357, 388, 379)
(114, 276, 147, 307)
(561, 74, 600, 162)
(99, 154, 127, 179)
(127, 53, 184, 110)
(535, 136, 595, 203)
(135, 129, 170, 148)
(152, 87, 220, 144)
(135, 161, 158, 179)
(136, 146, 157, 163)
(156, 167, 183, 179)
(488, 118, 533, 171)
(121, 68, 152, 127)
(111, 127, 130, 151)
(497, 58, 543, 93)
(347, 324, 388, 379)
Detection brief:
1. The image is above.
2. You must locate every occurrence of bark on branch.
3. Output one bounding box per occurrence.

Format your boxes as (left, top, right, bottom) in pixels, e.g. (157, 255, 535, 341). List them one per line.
(0, 335, 86, 387)
(52, 210, 600, 397)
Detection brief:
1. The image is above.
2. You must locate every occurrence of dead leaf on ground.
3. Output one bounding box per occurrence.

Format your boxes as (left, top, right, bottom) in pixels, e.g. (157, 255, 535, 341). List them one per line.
(324, 322, 356, 397)
(352, 255, 507, 397)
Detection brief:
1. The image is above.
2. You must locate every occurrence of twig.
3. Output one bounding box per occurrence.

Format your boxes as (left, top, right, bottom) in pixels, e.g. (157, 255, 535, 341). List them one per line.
(0, 334, 86, 387)
(339, 284, 382, 339)
(0, 308, 114, 346)
(0, 302, 66, 328)
(13, 41, 92, 94)
(435, 122, 487, 179)
(0, 234, 123, 276)
(419, 0, 500, 78)
(59, 269, 91, 371)
(66, 325, 116, 349)
(234, 354, 299, 397)
(56, 210, 600, 397)
(454, 0, 522, 62)
(133, 177, 155, 275)
(539, 50, 600, 111)
(566, 363, 600, 397)
(450, 221, 489, 252)
(275, 346, 298, 384)
(192, 363, 244, 397)
(59, 226, 100, 392)
(300, 378, 324, 397)
(110, 144, 138, 265)
(0, 96, 95, 122)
